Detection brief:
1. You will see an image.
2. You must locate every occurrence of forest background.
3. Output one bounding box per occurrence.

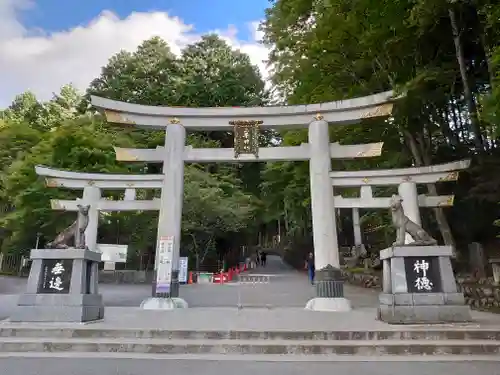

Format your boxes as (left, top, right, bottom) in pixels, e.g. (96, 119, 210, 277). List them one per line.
(1, 0, 499, 272)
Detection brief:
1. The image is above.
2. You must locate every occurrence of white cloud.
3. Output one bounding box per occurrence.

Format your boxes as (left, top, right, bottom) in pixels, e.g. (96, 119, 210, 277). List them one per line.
(0, 1, 271, 107)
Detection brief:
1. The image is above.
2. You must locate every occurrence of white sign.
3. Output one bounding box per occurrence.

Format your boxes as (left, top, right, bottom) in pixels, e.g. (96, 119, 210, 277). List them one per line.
(156, 236, 174, 294)
(179, 257, 188, 283)
(96, 244, 128, 263)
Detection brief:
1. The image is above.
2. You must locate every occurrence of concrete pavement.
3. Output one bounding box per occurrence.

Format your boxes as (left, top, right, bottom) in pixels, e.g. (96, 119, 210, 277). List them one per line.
(1, 256, 500, 360)
(0, 255, 379, 317)
(0, 358, 499, 375)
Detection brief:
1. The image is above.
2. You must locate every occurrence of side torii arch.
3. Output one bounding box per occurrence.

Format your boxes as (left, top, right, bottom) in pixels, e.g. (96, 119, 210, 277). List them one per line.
(35, 166, 162, 266)
(330, 160, 470, 251)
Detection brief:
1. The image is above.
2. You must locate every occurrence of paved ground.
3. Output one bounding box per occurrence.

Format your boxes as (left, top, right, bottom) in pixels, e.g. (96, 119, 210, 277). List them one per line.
(0, 358, 499, 375)
(1, 255, 499, 330)
(1, 256, 500, 370)
(5, 304, 499, 330)
(0, 256, 379, 319)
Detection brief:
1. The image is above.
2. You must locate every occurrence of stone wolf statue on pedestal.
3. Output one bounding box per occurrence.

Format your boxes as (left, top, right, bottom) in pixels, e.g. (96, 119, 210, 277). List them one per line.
(390, 194, 437, 246)
(47, 204, 90, 249)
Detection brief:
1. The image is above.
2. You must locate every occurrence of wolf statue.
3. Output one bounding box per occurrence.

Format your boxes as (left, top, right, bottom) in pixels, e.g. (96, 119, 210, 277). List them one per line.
(390, 194, 437, 246)
(47, 204, 90, 249)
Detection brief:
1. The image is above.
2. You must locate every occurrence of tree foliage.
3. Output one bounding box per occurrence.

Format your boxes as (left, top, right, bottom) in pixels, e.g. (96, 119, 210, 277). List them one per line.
(0, 36, 265, 271)
(260, 0, 500, 256)
(1, 6, 500, 272)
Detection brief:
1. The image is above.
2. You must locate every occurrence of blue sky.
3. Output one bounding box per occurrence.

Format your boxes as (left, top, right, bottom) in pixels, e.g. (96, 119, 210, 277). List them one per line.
(21, 0, 269, 41)
(0, 0, 272, 107)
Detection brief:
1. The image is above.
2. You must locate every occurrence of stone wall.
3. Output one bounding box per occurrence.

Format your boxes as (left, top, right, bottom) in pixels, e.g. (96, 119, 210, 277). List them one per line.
(456, 275, 500, 312)
(341, 268, 500, 313)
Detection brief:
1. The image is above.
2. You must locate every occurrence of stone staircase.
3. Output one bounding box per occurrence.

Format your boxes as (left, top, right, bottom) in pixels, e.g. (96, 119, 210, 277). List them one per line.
(1, 326, 499, 357)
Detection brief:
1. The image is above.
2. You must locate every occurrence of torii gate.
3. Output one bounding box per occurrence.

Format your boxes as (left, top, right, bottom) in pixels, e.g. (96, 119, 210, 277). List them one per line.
(89, 91, 396, 312)
(35, 166, 163, 269)
(330, 160, 471, 248)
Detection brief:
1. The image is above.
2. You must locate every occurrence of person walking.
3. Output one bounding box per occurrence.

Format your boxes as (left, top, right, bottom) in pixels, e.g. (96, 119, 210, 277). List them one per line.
(260, 251, 267, 267)
(304, 252, 315, 285)
(250, 252, 257, 269)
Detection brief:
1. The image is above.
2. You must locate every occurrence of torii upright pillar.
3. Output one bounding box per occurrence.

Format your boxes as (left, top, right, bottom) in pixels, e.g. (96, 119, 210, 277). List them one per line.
(305, 116, 351, 312)
(141, 121, 188, 310)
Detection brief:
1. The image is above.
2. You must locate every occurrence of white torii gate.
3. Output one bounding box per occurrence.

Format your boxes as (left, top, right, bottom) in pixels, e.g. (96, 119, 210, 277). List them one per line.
(89, 91, 396, 312)
(330, 160, 471, 247)
(36, 166, 163, 269)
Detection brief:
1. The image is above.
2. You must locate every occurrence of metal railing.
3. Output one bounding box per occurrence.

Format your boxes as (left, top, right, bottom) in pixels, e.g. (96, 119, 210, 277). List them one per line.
(236, 273, 271, 309)
(0, 253, 30, 276)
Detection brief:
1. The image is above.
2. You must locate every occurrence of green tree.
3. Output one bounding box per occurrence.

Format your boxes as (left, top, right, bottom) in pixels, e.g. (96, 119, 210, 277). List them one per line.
(261, 0, 500, 255)
(0, 35, 268, 271)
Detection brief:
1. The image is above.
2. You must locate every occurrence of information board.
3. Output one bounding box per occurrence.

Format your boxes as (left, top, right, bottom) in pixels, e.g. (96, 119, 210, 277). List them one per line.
(178, 257, 188, 283)
(96, 244, 128, 263)
(156, 236, 174, 294)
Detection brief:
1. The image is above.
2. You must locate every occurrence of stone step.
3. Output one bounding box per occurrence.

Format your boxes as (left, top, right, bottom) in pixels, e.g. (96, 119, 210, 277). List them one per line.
(1, 327, 500, 341)
(2, 352, 500, 362)
(0, 337, 499, 355)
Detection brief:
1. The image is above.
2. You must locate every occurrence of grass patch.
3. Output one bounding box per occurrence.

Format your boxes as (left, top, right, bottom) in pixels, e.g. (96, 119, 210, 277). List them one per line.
(344, 267, 368, 274)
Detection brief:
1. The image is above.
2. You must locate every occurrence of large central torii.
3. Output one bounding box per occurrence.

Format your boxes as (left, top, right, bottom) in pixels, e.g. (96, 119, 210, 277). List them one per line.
(90, 91, 396, 311)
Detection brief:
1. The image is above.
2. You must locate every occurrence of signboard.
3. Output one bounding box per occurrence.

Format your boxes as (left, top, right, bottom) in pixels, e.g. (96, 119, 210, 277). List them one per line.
(404, 257, 442, 293)
(38, 259, 73, 294)
(96, 244, 128, 263)
(198, 273, 213, 284)
(156, 236, 174, 294)
(179, 257, 188, 283)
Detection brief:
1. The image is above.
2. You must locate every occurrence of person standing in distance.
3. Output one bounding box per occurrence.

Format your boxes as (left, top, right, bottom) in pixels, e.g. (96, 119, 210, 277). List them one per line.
(305, 252, 315, 285)
(260, 251, 267, 267)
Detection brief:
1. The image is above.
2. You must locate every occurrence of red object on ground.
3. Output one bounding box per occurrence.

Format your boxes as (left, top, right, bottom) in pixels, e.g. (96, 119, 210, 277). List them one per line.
(188, 272, 194, 284)
(213, 272, 229, 284)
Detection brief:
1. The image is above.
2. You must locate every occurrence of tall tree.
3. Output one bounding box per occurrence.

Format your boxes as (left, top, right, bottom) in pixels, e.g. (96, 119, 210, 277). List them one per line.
(261, 0, 500, 252)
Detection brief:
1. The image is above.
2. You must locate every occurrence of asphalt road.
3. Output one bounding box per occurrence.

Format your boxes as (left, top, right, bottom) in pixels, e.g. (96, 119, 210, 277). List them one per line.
(0, 358, 499, 375)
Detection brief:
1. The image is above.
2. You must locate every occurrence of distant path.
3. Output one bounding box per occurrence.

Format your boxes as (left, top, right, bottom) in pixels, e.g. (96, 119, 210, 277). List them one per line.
(247, 254, 295, 275)
(0, 255, 378, 314)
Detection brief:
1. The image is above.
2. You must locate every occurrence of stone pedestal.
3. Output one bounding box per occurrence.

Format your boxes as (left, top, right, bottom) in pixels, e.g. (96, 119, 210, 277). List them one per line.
(305, 265, 351, 312)
(377, 245, 471, 324)
(143, 270, 187, 310)
(11, 248, 104, 323)
(140, 297, 188, 310)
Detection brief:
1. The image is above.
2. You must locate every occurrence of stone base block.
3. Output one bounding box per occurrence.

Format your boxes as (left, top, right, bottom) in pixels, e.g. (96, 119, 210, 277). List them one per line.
(377, 304, 472, 324)
(150, 271, 180, 298)
(379, 292, 465, 306)
(17, 293, 103, 306)
(140, 297, 188, 310)
(11, 294, 104, 323)
(304, 297, 352, 312)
